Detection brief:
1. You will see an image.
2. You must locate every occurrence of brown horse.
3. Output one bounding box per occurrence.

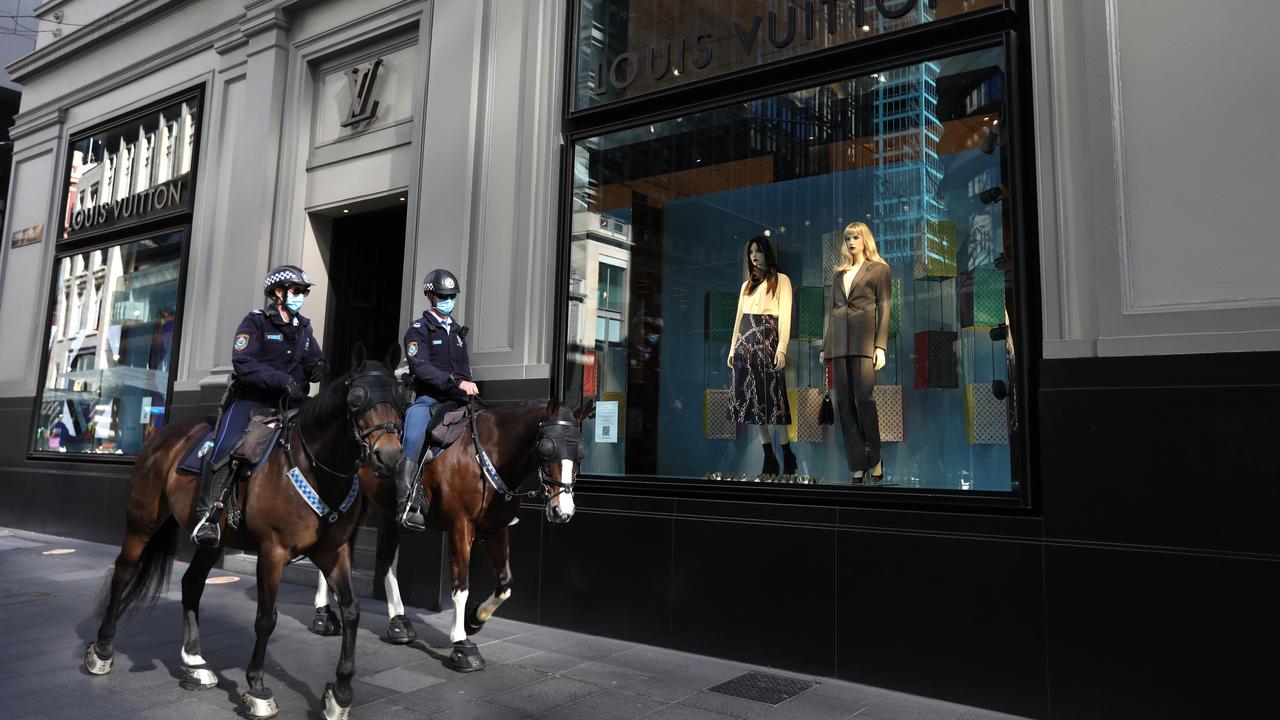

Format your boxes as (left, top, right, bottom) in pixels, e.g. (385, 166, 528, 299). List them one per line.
(84, 345, 406, 720)
(312, 398, 592, 670)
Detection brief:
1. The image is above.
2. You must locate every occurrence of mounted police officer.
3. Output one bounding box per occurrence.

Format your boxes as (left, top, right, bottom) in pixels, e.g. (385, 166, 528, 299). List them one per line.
(191, 265, 328, 547)
(397, 268, 479, 531)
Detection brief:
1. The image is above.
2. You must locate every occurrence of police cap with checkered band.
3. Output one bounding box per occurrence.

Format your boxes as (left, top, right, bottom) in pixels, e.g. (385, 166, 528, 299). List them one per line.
(422, 268, 460, 297)
(263, 265, 314, 296)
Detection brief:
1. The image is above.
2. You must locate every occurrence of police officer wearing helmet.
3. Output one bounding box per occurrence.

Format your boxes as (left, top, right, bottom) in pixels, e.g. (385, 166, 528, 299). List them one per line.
(397, 268, 479, 531)
(191, 265, 328, 547)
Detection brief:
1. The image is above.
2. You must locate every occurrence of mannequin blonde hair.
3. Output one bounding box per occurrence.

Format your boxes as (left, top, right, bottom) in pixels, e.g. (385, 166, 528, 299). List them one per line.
(834, 221, 886, 271)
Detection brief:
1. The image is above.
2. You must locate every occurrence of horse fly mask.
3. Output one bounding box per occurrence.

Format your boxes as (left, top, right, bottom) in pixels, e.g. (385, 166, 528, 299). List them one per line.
(296, 369, 410, 478)
(534, 418, 586, 499)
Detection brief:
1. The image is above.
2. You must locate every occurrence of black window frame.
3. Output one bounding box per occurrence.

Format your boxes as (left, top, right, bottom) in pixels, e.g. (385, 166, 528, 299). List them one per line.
(553, 3, 1040, 512)
(27, 85, 205, 464)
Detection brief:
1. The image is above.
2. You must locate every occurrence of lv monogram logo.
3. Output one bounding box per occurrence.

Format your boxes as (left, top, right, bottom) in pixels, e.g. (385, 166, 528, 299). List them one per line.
(342, 58, 383, 127)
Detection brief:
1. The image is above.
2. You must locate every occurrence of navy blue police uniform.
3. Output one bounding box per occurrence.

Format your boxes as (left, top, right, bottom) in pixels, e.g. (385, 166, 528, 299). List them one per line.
(210, 306, 325, 465)
(401, 309, 471, 463)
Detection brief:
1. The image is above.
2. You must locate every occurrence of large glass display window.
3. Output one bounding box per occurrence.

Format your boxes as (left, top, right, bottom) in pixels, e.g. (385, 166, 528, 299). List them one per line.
(30, 88, 200, 459)
(562, 44, 1021, 492)
(32, 232, 187, 456)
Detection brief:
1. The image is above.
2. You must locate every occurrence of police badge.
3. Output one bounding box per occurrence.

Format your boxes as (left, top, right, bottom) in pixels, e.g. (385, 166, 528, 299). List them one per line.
(407, 341, 419, 357)
(234, 333, 250, 351)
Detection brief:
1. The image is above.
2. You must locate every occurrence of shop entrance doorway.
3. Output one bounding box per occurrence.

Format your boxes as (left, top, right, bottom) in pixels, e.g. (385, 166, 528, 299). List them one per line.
(325, 204, 407, 375)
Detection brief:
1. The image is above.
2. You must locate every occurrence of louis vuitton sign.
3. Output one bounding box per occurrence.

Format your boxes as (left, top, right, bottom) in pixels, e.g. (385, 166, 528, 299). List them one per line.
(67, 177, 189, 236)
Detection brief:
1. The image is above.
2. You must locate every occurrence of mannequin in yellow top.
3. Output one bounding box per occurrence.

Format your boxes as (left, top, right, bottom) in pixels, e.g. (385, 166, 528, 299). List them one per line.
(726, 235, 796, 477)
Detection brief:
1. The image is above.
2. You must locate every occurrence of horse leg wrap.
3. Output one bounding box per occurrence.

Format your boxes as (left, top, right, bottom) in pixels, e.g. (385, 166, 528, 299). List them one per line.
(386, 614, 417, 645)
(310, 605, 341, 636)
(83, 643, 113, 675)
(322, 684, 351, 720)
(241, 688, 279, 719)
(449, 639, 486, 673)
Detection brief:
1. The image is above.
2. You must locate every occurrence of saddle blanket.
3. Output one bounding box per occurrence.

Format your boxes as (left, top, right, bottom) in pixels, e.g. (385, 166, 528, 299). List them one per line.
(178, 422, 282, 475)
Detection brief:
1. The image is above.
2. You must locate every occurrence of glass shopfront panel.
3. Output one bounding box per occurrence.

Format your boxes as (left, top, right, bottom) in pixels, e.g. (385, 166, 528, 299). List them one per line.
(574, 0, 1004, 110)
(564, 45, 1018, 491)
(32, 232, 185, 456)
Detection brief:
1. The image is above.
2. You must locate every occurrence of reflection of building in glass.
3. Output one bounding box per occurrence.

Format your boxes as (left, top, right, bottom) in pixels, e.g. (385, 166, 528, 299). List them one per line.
(66, 101, 198, 224)
(870, 4, 943, 266)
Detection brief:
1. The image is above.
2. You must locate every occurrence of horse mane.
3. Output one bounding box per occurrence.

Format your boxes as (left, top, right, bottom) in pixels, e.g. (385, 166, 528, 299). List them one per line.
(297, 361, 393, 426)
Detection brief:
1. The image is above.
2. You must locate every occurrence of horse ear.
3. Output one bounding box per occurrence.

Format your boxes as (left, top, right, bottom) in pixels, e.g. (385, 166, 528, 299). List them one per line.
(544, 397, 561, 418)
(384, 343, 401, 371)
(574, 399, 596, 423)
(350, 342, 367, 372)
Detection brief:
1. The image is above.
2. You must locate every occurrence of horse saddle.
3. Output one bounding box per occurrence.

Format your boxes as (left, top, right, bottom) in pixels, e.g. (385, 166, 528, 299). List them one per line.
(178, 409, 289, 476)
(420, 402, 469, 464)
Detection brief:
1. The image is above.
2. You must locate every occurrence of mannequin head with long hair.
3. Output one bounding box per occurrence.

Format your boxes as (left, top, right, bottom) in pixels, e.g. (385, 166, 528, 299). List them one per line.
(835, 221, 886, 271)
(743, 235, 780, 297)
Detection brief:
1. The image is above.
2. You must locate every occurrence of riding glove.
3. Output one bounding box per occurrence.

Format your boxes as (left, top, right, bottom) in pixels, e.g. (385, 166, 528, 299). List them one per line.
(286, 378, 307, 401)
(308, 360, 328, 383)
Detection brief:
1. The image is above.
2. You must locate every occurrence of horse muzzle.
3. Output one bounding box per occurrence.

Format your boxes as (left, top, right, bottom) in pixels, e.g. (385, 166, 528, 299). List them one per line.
(368, 445, 403, 479)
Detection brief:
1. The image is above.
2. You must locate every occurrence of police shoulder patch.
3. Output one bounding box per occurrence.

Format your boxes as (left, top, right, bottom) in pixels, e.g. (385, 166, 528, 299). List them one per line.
(412, 322, 421, 328)
(234, 333, 250, 351)
(407, 341, 419, 357)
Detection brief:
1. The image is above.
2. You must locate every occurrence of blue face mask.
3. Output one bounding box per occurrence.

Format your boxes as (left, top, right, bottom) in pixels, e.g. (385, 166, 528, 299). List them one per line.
(285, 293, 306, 314)
(436, 297, 456, 315)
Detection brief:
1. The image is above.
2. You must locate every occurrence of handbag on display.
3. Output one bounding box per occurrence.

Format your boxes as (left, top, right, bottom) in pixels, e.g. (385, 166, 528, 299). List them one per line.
(913, 330, 958, 389)
(794, 286, 825, 340)
(958, 267, 1004, 330)
(962, 329, 1008, 445)
(873, 333, 905, 442)
(912, 218, 958, 281)
(703, 388, 736, 440)
(704, 291, 738, 344)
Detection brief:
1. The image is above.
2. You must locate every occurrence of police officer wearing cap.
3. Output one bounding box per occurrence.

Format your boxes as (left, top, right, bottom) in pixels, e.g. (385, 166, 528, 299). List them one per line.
(191, 265, 328, 547)
(396, 268, 479, 531)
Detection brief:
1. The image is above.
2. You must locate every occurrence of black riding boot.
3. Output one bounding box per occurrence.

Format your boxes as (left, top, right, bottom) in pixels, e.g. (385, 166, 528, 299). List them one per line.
(760, 443, 780, 478)
(191, 462, 226, 547)
(396, 458, 427, 532)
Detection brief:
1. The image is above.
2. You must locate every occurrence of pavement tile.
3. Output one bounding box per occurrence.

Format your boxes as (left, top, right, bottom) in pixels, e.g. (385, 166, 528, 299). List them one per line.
(641, 703, 739, 720)
(486, 674, 602, 716)
(559, 658, 651, 688)
(533, 688, 670, 719)
(474, 640, 545, 665)
(435, 699, 538, 720)
(512, 650, 587, 673)
(752, 687, 865, 719)
(365, 666, 449, 693)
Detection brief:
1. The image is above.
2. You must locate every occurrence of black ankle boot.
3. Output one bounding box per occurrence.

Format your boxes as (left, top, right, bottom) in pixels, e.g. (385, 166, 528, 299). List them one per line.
(760, 443, 779, 477)
(780, 443, 797, 476)
(191, 463, 224, 547)
(396, 458, 427, 532)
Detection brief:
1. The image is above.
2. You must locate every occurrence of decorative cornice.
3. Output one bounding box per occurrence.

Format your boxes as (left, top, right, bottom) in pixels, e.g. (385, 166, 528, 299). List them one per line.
(8, 0, 200, 84)
(8, 107, 66, 141)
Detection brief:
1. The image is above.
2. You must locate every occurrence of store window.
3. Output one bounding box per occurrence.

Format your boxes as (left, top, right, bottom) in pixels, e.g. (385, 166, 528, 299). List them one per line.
(564, 44, 1019, 491)
(574, 0, 1004, 110)
(32, 89, 200, 458)
(33, 232, 184, 455)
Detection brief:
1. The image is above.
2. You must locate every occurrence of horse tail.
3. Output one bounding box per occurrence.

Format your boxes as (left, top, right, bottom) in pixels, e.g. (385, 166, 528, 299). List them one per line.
(100, 515, 180, 620)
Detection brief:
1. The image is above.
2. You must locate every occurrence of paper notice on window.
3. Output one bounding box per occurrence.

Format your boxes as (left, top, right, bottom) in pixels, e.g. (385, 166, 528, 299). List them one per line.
(594, 400, 619, 444)
(140, 397, 152, 424)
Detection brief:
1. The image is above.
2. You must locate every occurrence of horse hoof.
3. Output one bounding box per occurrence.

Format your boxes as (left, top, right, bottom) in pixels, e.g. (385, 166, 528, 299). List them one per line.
(84, 643, 113, 675)
(322, 684, 351, 720)
(310, 605, 342, 636)
(464, 606, 485, 636)
(242, 689, 279, 718)
(449, 639, 486, 673)
(386, 615, 417, 645)
(179, 664, 218, 690)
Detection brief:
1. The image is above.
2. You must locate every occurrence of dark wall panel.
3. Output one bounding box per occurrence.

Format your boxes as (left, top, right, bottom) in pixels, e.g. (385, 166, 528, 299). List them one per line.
(834, 528, 1047, 718)
(1044, 544, 1280, 719)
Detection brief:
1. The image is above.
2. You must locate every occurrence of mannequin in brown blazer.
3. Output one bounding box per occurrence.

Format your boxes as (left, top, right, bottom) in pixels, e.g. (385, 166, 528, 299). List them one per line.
(821, 222, 892, 483)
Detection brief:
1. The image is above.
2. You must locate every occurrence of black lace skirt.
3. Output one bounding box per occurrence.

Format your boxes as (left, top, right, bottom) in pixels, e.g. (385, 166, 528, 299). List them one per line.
(730, 314, 791, 425)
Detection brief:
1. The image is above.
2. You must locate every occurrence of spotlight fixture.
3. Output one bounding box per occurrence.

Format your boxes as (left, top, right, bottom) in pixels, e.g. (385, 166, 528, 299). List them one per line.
(991, 379, 1008, 400)
(981, 127, 1000, 155)
(979, 186, 1004, 204)
(989, 324, 1008, 342)
(342, 208, 350, 214)
(399, 197, 406, 202)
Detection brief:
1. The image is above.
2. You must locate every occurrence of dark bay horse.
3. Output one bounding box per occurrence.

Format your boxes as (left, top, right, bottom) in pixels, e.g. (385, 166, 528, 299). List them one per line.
(84, 345, 406, 720)
(313, 399, 592, 670)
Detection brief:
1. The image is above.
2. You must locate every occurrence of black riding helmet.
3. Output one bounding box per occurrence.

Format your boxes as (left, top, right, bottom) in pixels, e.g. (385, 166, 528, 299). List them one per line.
(263, 265, 315, 296)
(422, 268, 460, 297)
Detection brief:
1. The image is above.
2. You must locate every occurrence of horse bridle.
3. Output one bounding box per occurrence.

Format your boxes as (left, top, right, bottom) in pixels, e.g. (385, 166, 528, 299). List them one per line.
(296, 370, 406, 477)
